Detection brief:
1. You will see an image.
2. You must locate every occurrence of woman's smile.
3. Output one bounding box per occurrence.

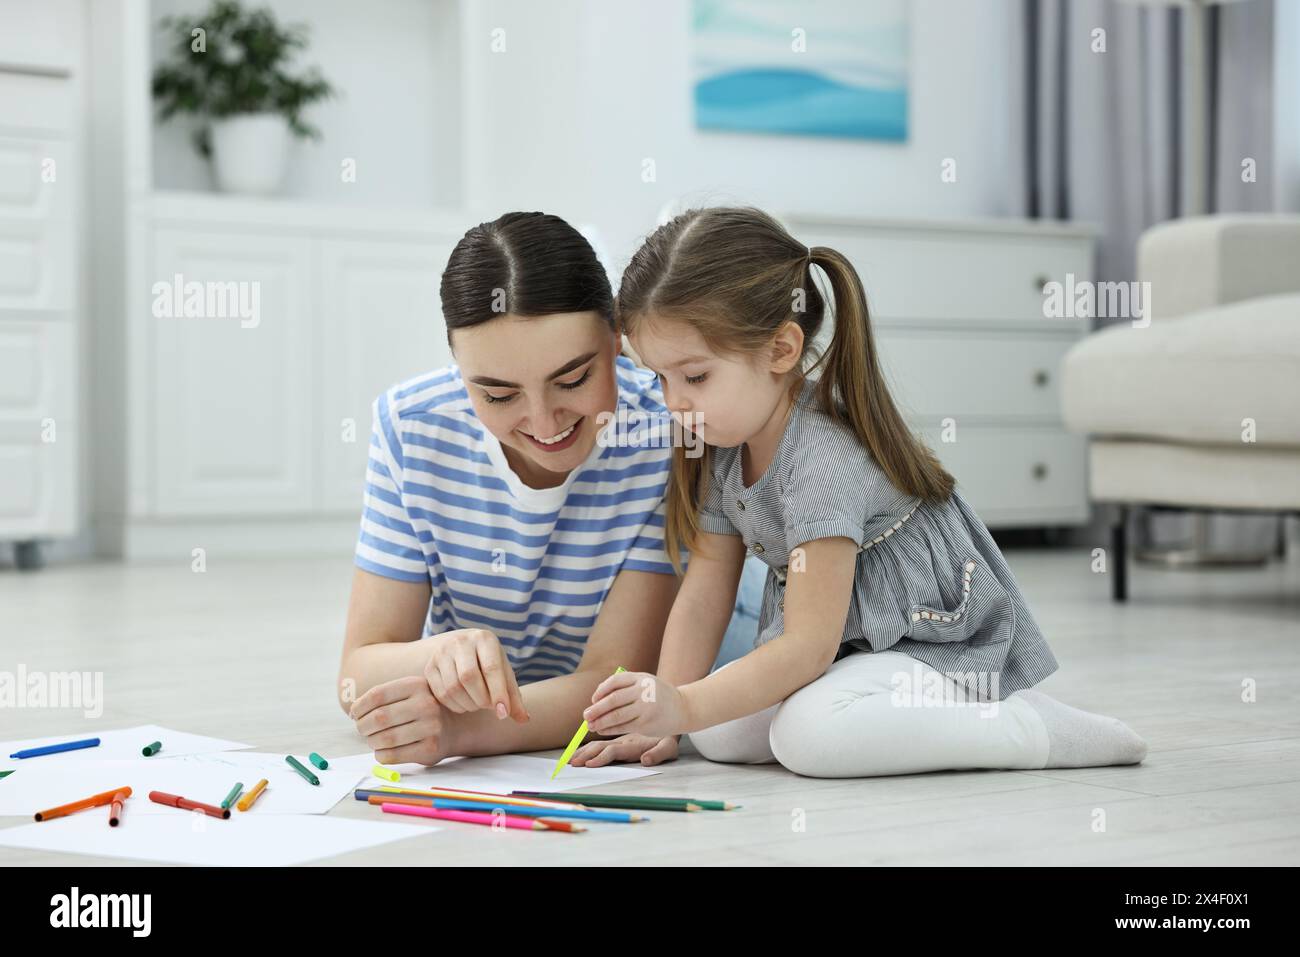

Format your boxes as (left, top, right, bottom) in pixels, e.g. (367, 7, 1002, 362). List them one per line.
(519, 418, 584, 452)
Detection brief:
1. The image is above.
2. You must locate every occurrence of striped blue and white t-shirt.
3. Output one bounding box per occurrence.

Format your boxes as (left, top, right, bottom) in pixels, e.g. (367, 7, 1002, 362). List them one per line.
(354, 355, 676, 684)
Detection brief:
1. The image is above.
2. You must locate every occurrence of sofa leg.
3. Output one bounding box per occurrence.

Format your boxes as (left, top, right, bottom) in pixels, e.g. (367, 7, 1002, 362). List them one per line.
(1111, 505, 1128, 602)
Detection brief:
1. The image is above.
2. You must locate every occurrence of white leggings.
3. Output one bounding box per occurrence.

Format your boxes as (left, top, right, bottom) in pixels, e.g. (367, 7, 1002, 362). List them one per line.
(688, 650, 1052, 778)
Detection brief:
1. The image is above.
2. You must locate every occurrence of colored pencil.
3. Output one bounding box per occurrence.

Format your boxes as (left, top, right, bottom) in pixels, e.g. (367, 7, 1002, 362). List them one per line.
(380, 801, 584, 832)
(365, 794, 645, 823)
(35, 785, 131, 822)
(10, 737, 101, 759)
(357, 786, 586, 810)
(512, 792, 713, 812)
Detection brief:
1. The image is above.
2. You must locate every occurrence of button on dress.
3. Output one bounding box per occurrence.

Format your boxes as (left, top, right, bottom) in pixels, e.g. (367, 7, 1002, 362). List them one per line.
(697, 378, 1059, 701)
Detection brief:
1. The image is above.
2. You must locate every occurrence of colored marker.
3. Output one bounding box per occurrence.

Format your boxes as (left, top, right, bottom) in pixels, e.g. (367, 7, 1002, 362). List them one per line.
(372, 764, 400, 783)
(220, 782, 244, 809)
(380, 801, 584, 832)
(236, 778, 268, 812)
(0, 770, 13, 779)
(552, 666, 625, 779)
(285, 755, 319, 785)
(149, 790, 230, 819)
(35, 785, 132, 823)
(142, 740, 162, 757)
(10, 736, 100, 760)
(108, 790, 129, 827)
(309, 752, 328, 770)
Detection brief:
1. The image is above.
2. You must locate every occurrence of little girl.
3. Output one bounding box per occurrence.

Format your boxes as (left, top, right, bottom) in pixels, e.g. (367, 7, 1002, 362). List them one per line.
(572, 206, 1148, 778)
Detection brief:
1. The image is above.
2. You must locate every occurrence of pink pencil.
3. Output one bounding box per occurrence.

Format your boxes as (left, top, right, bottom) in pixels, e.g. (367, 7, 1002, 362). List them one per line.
(380, 801, 584, 833)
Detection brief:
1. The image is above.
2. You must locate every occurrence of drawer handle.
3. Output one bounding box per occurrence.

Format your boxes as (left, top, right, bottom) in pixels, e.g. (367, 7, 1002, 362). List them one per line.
(1032, 462, 1049, 480)
(1033, 369, 1050, 387)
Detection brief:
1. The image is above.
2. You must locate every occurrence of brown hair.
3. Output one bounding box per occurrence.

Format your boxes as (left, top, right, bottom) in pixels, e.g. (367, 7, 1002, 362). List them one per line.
(440, 212, 613, 340)
(616, 207, 954, 572)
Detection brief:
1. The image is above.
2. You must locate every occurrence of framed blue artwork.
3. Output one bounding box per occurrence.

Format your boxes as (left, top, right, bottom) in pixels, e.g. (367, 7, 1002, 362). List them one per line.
(692, 0, 909, 141)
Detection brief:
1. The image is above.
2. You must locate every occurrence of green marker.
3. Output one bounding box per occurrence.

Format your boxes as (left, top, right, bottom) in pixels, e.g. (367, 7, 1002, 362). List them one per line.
(309, 752, 328, 770)
(0, 770, 13, 780)
(221, 782, 244, 809)
(142, 741, 162, 757)
(552, 666, 626, 780)
(285, 755, 320, 786)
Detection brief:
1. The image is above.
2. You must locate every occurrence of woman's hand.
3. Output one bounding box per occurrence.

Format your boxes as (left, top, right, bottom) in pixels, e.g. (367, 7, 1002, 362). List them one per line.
(350, 675, 456, 766)
(583, 671, 689, 738)
(424, 628, 530, 722)
(570, 733, 679, 768)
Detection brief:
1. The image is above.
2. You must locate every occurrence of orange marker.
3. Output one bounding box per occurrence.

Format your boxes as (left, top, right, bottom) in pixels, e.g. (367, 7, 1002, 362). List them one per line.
(149, 789, 230, 820)
(108, 790, 129, 827)
(236, 778, 268, 812)
(35, 786, 132, 823)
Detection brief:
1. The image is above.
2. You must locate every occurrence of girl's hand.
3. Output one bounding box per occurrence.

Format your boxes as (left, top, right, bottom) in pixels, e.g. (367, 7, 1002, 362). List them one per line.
(570, 734, 679, 768)
(423, 628, 530, 722)
(583, 671, 688, 738)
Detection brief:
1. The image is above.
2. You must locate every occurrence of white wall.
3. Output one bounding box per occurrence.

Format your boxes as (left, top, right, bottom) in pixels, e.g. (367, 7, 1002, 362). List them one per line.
(458, 0, 1015, 266)
(149, 0, 460, 207)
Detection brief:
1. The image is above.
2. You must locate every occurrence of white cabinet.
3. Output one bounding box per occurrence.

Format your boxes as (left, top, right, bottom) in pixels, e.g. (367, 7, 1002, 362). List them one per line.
(318, 238, 455, 511)
(151, 229, 314, 515)
(0, 318, 76, 537)
(0, 0, 83, 566)
(785, 215, 1095, 527)
(117, 195, 468, 556)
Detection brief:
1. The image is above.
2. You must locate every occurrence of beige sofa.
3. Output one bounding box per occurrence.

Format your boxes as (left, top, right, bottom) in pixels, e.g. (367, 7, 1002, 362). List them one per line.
(1060, 215, 1300, 601)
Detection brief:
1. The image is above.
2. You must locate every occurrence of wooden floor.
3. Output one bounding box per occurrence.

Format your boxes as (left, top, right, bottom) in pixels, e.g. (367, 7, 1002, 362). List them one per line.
(3, 548, 1299, 866)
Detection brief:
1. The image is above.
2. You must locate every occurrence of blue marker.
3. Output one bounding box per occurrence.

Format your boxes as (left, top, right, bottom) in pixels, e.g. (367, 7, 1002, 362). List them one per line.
(9, 737, 101, 759)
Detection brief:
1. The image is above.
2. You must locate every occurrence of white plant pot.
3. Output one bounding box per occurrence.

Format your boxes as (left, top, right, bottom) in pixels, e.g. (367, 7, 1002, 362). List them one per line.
(209, 113, 292, 195)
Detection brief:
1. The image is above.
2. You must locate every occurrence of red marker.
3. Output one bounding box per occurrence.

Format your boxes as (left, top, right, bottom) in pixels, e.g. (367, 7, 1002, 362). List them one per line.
(148, 789, 230, 820)
(108, 790, 129, 827)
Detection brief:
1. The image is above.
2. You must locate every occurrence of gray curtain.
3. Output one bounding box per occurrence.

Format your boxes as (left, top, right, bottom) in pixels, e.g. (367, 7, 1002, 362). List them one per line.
(1008, 0, 1277, 293)
(1009, 0, 1285, 557)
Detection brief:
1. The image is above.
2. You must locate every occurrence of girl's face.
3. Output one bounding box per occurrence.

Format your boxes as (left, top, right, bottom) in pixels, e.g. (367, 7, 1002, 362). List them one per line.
(452, 311, 620, 488)
(629, 315, 796, 449)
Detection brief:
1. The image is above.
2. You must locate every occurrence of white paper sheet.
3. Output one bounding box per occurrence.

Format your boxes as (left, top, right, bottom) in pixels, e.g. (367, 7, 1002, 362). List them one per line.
(0, 810, 437, 866)
(1, 724, 251, 766)
(357, 752, 659, 797)
(0, 753, 367, 818)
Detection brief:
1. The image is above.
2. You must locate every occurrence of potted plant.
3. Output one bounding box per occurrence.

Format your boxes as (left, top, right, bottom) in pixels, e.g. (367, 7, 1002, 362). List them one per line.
(152, 0, 335, 195)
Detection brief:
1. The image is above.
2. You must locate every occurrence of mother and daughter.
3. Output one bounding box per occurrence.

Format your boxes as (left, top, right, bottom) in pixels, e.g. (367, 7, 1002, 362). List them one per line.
(339, 207, 1147, 778)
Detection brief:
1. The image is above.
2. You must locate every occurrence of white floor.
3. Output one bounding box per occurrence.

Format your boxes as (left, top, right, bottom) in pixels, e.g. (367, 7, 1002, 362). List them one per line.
(2, 548, 1299, 865)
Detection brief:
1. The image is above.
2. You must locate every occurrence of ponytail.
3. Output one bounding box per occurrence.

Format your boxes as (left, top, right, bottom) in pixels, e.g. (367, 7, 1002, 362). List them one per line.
(808, 247, 955, 505)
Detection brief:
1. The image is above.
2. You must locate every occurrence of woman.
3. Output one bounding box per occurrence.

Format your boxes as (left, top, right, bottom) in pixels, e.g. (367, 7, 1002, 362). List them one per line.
(338, 211, 760, 766)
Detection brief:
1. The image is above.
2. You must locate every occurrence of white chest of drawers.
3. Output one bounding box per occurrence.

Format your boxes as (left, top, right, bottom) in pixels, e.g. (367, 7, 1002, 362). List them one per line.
(782, 214, 1096, 528)
(0, 0, 83, 568)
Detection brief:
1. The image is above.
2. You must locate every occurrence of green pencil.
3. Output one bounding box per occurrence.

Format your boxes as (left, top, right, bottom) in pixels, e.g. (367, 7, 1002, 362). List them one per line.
(513, 792, 740, 812)
(285, 754, 320, 785)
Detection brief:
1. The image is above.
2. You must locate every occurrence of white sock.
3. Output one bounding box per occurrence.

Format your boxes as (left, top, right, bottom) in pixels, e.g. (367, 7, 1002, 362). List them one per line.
(1013, 689, 1149, 769)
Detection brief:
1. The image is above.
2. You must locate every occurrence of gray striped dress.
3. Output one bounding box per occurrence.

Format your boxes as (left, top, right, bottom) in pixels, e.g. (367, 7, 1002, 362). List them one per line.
(697, 378, 1059, 701)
